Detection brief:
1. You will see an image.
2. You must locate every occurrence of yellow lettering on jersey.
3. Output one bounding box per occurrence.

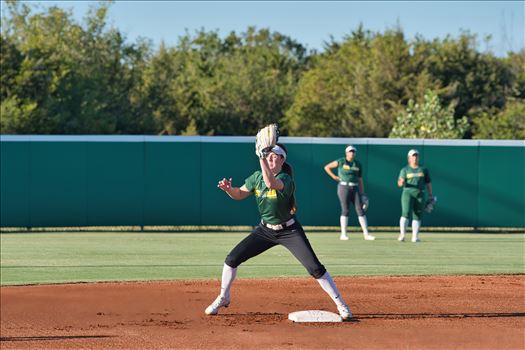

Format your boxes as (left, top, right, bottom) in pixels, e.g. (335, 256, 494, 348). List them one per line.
(266, 189, 277, 199)
(406, 172, 424, 179)
(343, 164, 350, 170)
(254, 189, 277, 199)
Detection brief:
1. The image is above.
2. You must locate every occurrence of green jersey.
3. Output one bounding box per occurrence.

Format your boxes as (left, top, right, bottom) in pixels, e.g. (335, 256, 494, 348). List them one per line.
(399, 165, 431, 191)
(244, 170, 295, 224)
(337, 158, 362, 183)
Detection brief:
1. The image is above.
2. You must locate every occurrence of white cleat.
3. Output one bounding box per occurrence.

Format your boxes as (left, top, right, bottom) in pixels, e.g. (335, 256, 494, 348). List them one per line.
(340, 235, 349, 241)
(337, 304, 353, 321)
(205, 295, 230, 315)
(411, 238, 421, 243)
(398, 235, 405, 242)
(364, 235, 376, 241)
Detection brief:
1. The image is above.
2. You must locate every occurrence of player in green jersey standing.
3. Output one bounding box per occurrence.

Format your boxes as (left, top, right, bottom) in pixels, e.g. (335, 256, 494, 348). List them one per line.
(397, 149, 433, 242)
(324, 145, 375, 241)
(205, 143, 352, 320)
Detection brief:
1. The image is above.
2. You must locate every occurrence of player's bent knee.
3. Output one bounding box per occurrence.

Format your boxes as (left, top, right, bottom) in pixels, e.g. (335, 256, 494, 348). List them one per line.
(224, 255, 241, 269)
(309, 266, 327, 279)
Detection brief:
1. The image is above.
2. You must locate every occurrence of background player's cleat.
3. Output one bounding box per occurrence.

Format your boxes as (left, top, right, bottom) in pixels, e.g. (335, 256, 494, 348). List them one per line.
(205, 295, 230, 315)
(411, 238, 421, 243)
(340, 235, 349, 241)
(398, 234, 405, 242)
(337, 304, 352, 321)
(364, 234, 375, 241)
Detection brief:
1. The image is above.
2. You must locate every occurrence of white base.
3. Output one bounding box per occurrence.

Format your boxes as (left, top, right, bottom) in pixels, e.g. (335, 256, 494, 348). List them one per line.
(288, 310, 342, 323)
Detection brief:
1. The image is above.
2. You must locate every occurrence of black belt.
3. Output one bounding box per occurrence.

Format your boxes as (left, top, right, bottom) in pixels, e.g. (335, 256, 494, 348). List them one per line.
(404, 184, 422, 189)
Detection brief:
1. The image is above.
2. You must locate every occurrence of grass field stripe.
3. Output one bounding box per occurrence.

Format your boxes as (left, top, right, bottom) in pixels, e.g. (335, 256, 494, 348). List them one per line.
(1, 232, 523, 285)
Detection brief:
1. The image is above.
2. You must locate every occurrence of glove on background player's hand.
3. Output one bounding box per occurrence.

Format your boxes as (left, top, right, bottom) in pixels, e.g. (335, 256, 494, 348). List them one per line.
(361, 193, 369, 211)
(424, 196, 437, 213)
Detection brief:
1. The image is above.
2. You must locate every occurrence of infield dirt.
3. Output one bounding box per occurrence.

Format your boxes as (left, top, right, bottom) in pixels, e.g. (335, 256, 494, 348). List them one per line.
(1, 275, 524, 349)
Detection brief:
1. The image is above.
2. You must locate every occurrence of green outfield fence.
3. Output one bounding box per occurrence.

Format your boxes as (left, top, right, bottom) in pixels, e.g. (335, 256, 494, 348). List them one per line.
(1, 136, 524, 228)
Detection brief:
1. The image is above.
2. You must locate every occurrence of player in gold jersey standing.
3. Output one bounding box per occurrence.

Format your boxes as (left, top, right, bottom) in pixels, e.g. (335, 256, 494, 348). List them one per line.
(397, 149, 434, 242)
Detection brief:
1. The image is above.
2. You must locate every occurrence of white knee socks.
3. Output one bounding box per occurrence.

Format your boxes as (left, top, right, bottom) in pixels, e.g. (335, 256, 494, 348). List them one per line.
(412, 220, 421, 242)
(358, 215, 369, 237)
(316, 271, 347, 308)
(340, 216, 348, 238)
(399, 217, 408, 239)
(220, 263, 237, 299)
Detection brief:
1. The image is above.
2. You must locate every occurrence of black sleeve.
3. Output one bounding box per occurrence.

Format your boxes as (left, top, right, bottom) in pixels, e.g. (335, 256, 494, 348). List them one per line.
(424, 168, 431, 183)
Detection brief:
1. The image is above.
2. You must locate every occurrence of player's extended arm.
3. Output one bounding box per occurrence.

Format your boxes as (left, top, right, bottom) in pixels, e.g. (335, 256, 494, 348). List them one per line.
(324, 161, 340, 181)
(217, 178, 252, 200)
(260, 158, 284, 190)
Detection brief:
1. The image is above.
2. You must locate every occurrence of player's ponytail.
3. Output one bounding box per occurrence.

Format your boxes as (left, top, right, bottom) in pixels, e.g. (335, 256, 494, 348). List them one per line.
(276, 143, 297, 214)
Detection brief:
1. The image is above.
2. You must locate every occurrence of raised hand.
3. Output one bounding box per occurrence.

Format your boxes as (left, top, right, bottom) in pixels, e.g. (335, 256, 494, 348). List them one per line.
(217, 178, 233, 192)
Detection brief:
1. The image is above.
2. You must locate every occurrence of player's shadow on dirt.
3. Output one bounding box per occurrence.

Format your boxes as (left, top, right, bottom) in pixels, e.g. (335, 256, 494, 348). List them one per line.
(0, 335, 115, 342)
(356, 312, 525, 320)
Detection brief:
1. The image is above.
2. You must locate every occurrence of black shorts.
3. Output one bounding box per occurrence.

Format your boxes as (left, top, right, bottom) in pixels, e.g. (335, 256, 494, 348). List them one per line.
(224, 221, 326, 279)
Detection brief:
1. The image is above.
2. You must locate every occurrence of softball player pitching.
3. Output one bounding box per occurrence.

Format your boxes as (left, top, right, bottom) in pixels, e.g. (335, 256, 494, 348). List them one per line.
(205, 141, 352, 320)
(323, 145, 375, 241)
(397, 149, 434, 242)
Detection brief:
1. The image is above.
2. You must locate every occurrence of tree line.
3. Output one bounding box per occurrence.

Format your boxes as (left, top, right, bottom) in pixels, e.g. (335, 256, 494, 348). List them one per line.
(1, 1, 524, 139)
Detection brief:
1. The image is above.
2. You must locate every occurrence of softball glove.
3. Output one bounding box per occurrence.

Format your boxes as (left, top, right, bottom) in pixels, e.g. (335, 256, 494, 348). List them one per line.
(361, 193, 369, 211)
(424, 196, 437, 213)
(255, 123, 279, 158)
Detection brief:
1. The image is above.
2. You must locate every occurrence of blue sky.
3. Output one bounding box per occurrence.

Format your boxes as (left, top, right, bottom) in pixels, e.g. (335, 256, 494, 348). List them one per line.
(3, 1, 524, 56)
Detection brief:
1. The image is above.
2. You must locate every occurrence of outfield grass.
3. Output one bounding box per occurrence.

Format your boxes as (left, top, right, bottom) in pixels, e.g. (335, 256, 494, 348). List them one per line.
(1, 232, 523, 285)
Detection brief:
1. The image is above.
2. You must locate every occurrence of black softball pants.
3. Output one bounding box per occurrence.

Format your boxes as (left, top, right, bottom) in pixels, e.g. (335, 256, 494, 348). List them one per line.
(225, 221, 327, 279)
(337, 184, 364, 216)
